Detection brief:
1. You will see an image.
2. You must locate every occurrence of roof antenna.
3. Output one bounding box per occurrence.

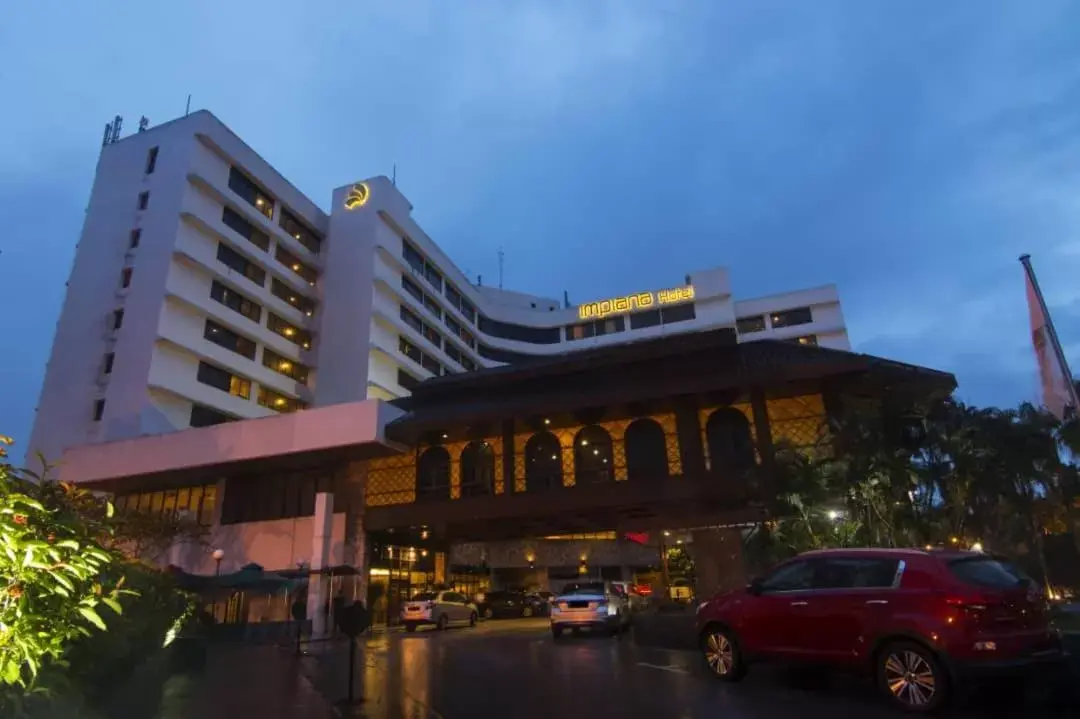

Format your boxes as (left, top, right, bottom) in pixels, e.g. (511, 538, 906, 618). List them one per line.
(498, 247, 505, 289)
(478, 274, 483, 286)
(185, 94, 191, 116)
(392, 163, 397, 187)
(563, 290, 570, 308)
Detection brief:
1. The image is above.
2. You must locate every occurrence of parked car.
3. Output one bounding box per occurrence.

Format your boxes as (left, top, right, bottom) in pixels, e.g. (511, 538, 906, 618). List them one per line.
(401, 590, 477, 632)
(477, 590, 547, 619)
(550, 581, 631, 638)
(696, 548, 1066, 712)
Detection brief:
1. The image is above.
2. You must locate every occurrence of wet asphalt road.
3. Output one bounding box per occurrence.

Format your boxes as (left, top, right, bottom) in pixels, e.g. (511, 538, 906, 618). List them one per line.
(311, 618, 1075, 719)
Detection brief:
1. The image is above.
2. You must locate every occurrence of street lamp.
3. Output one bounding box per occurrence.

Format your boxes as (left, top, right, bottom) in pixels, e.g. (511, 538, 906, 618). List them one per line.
(212, 548, 225, 575)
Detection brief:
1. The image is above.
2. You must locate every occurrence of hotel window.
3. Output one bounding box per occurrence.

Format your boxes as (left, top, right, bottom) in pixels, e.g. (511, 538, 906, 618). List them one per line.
(479, 317, 562, 344)
(566, 316, 625, 341)
(112, 309, 124, 330)
(794, 335, 818, 346)
(444, 344, 462, 365)
(137, 192, 149, 210)
(222, 206, 270, 252)
(445, 284, 463, 311)
(189, 403, 236, 428)
(115, 483, 216, 526)
(770, 306, 813, 329)
(267, 313, 312, 349)
(92, 399, 105, 422)
(400, 306, 424, 334)
(258, 386, 307, 413)
(660, 303, 696, 324)
(424, 262, 443, 292)
(103, 352, 114, 374)
(397, 368, 419, 390)
(421, 353, 441, 375)
(736, 315, 766, 334)
(210, 280, 262, 323)
(196, 361, 251, 399)
(460, 301, 476, 323)
(423, 294, 442, 319)
(271, 278, 316, 316)
(145, 146, 159, 174)
(461, 356, 478, 372)
(402, 239, 425, 274)
(262, 347, 309, 384)
(203, 319, 257, 360)
(422, 324, 441, 348)
(399, 336, 422, 364)
(279, 208, 322, 254)
(120, 267, 132, 288)
(216, 243, 266, 287)
(228, 167, 274, 219)
(129, 228, 141, 248)
(402, 276, 424, 303)
(275, 245, 318, 285)
(628, 309, 661, 330)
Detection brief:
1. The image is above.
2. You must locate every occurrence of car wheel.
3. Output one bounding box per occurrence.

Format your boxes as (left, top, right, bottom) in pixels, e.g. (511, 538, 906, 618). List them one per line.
(469, 612, 478, 628)
(522, 606, 534, 618)
(701, 626, 746, 682)
(436, 614, 448, 631)
(552, 626, 563, 640)
(404, 623, 417, 633)
(483, 608, 494, 619)
(877, 641, 948, 713)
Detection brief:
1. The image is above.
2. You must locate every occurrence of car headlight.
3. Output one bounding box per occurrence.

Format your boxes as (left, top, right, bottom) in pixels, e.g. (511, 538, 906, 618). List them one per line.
(604, 602, 618, 616)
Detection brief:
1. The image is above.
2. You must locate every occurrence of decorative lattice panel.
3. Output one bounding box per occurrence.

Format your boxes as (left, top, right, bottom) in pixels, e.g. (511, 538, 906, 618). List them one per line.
(768, 394, 830, 457)
(366, 453, 416, 506)
(655, 413, 683, 476)
(513, 434, 528, 492)
(699, 403, 759, 470)
(601, 418, 632, 481)
(553, 427, 577, 487)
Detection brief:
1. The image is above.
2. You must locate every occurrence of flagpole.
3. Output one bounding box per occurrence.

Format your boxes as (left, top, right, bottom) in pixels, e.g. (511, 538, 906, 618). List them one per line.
(1019, 254, 1080, 412)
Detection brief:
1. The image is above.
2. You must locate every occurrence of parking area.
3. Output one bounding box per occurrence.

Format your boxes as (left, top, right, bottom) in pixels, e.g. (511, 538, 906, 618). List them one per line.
(308, 618, 1074, 718)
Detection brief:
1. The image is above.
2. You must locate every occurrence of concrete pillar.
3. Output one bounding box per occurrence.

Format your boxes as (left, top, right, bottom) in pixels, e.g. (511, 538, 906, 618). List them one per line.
(690, 527, 746, 600)
(307, 491, 334, 637)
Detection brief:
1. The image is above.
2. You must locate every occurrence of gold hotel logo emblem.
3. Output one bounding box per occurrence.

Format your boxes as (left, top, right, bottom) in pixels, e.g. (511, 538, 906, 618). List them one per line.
(344, 182, 370, 210)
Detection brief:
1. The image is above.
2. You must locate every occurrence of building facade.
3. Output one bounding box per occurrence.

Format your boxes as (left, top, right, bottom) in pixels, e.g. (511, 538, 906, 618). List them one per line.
(55, 327, 954, 630)
(28, 110, 850, 466)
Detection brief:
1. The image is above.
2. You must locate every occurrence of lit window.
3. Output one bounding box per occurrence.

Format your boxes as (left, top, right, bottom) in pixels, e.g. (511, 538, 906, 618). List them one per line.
(771, 307, 813, 329)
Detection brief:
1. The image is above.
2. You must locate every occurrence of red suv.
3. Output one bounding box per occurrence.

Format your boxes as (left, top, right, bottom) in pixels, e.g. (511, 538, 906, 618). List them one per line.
(696, 548, 1066, 712)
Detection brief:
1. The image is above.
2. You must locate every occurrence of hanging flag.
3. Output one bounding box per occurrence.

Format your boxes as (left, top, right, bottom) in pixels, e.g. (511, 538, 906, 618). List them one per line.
(1021, 255, 1078, 419)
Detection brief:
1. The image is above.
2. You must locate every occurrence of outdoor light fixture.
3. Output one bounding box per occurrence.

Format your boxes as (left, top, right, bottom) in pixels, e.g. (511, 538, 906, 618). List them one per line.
(826, 510, 841, 521)
(970, 542, 984, 553)
(544, 418, 551, 425)
(663, 530, 671, 537)
(421, 528, 429, 540)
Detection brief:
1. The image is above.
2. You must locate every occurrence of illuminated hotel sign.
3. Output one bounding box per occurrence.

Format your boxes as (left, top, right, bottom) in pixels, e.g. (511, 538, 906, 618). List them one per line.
(344, 182, 370, 210)
(578, 285, 695, 320)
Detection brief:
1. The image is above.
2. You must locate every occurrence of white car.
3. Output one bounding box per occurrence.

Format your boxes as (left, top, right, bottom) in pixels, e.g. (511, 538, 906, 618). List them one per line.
(401, 590, 478, 632)
(550, 581, 630, 638)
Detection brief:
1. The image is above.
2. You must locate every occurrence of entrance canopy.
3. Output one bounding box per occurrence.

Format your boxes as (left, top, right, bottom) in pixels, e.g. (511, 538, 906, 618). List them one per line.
(57, 399, 406, 493)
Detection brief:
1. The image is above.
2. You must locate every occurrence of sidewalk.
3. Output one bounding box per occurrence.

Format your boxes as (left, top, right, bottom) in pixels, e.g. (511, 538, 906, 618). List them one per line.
(105, 643, 336, 719)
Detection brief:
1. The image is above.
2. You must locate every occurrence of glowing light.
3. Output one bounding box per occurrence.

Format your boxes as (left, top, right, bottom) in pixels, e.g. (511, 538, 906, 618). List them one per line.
(578, 285, 695, 320)
(543, 418, 551, 425)
(344, 182, 370, 210)
(971, 542, 984, 553)
(950, 536, 959, 544)
(274, 398, 286, 406)
(292, 264, 300, 271)
(826, 510, 841, 521)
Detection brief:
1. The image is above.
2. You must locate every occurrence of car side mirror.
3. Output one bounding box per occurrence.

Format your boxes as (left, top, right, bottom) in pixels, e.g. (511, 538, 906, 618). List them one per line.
(747, 578, 763, 596)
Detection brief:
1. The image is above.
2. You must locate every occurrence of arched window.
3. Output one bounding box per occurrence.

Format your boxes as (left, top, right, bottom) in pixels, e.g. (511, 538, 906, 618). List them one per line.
(625, 418, 669, 481)
(416, 446, 450, 501)
(574, 425, 614, 486)
(525, 432, 562, 491)
(705, 408, 755, 472)
(460, 441, 495, 497)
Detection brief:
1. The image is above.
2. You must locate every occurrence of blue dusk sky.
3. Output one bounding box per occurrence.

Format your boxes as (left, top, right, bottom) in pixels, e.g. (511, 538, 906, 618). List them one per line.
(3, 1, 1080, 452)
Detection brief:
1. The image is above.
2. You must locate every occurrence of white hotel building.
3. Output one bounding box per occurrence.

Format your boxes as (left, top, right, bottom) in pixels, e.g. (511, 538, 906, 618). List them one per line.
(27, 109, 849, 469)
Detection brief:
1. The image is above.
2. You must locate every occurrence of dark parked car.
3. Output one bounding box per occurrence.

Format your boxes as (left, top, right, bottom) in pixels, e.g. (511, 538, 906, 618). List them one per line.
(696, 548, 1066, 712)
(477, 590, 547, 619)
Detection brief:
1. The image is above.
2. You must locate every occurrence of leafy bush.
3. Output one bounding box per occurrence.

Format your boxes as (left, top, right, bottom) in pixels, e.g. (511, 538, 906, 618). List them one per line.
(0, 436, 131, 694)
